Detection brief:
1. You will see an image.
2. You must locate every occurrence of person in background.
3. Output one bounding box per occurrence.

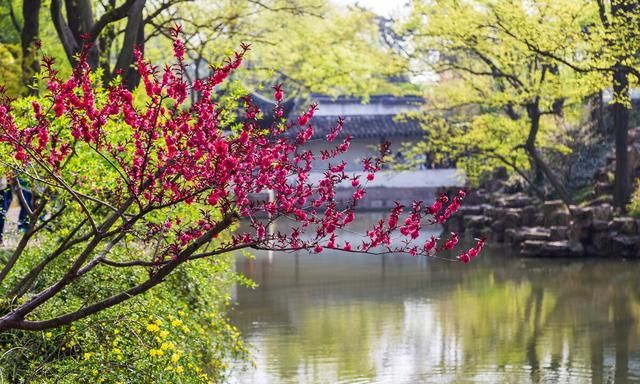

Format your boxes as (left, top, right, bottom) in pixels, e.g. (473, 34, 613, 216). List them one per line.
(0, 176, 34, 245)
(0, 177, 8, 245)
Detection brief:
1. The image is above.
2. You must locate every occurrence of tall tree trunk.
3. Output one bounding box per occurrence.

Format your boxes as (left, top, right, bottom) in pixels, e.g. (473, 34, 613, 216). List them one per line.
(609, 0, 635, 211)
(20, 0, 41, 95)
(612, 68, 631, 211)
(113, 0, 145, 89)
(525, 102, 573, 205)
(63, 0, 100, 68)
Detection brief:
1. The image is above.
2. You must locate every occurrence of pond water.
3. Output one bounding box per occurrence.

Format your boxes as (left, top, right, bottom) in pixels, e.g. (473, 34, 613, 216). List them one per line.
(228, 213, 640, 384)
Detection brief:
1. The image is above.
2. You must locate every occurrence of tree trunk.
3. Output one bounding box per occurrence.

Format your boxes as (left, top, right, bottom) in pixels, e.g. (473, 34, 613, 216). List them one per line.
(612, 68, 631, 211)
(63, 0, 100, 68)
(525, 102, 573, 205)
(113, 0, 145, 89)
(609, 0, 636, 212)
(20, 0, 41, 95)
(50, 0, 81, 65)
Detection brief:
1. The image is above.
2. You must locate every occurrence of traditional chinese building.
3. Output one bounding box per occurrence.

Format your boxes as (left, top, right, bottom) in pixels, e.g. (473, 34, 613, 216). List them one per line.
(251, 92, 463, 209)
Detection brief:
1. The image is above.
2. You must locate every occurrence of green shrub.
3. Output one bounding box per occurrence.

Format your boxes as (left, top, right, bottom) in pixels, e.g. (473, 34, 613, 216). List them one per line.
(628, 180, 640, 217)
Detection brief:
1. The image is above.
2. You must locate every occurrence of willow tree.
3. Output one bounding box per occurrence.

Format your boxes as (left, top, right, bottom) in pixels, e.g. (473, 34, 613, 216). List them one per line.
(154, 0, 408, 99)
(404, 0, 595, 203)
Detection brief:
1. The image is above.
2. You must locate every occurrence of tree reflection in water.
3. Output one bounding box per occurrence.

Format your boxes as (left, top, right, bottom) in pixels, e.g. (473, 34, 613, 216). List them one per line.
(229, 213, 640, 384)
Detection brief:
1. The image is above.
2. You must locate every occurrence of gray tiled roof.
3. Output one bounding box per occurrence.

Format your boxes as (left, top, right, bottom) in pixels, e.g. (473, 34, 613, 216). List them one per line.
(247, 92, 425, 139)
(301, 115, 424, 140)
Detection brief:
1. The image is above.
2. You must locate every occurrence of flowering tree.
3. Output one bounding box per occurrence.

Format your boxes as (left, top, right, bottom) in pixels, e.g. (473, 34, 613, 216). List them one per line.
(0, 28, 484, 332)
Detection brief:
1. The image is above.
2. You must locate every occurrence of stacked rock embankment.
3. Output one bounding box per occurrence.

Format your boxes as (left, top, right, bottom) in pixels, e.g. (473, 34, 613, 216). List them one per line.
(444, 190, 640, 258)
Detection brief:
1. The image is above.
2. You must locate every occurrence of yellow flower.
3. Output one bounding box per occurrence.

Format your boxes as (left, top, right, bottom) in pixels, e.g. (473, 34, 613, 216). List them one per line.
(175, 365, 184, 374)
(160, 341, 174, 351)
(45, 332, 52, 339)
(170, 352, 181, 363)
(83, 352, 92, 360)
(159, 330, 169, 339)
(112, 347, 122, 355)
(146, 323, 160, 333)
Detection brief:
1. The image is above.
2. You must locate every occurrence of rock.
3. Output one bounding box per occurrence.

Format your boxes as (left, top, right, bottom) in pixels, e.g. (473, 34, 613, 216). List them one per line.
(491, 220, 506, 233)
(586, 195, 613, 207)
(533, 212, 544, 226)
(592, 204, 613, 221)
(591, 230, 611, 251)
(458, 205, 485, 216)
(444, 215, 464, 233)
(505, 227, 551, 246)
(595, 181, 613, 197)
(610, 217, 637, 235)
(520, 240, 546, 256)
(584, 244, 600, 257)
(503, 228, 518, 244)
(629, 143, 640, 174)
(610, 235, 640, 258)
(503, 208, 522, 228)
(568, 241, 585, 256)
(487, 180, 508, 193)
(550, 226, 570, 241)
(477, 226, 492, 240)
(484, 206, 504, 219)
(521, 240, 584, 257)
(547, 210, 571, 227)
(570, 206, 594, 229)
(524, 227, 552, 241)
(543, 200, 571, 226)
(629, 126, 640, 142)
(569, 225, 588, 243)
(521, 205, 537, 227)
(464, 189, 489, 205)
(591, 219, 610, 231)
(463, 215, 491, 229)
(543, 200, 565, 219)
(494, 193, 534, 209)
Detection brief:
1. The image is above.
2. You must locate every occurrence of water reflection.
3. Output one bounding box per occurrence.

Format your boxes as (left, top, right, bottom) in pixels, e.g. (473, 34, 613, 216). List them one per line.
(229, 213, 640, 383)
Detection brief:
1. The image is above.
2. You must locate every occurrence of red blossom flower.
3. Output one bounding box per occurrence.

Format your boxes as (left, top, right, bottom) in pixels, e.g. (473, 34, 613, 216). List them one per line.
(0, 26, 484, 294)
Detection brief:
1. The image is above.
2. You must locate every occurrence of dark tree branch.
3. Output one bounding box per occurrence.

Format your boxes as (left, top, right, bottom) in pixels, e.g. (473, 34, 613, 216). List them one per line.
(89, 0, 136, 43)
(50, 0, 80, 65)
(5, 0, 21, 33)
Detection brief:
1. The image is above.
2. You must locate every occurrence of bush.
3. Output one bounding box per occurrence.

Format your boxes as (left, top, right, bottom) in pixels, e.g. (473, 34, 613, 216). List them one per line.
(628, 180, 640, 217)
(0, 252, 250, 382)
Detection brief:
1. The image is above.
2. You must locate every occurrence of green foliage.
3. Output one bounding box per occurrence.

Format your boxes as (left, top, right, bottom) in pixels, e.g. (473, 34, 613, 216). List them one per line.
(0, 43, 21, 97)
(150, 0, 409, 98)
(0, 254, 250, 383)
(403, 0, 596, 185)
(627, 179, 640, 218)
